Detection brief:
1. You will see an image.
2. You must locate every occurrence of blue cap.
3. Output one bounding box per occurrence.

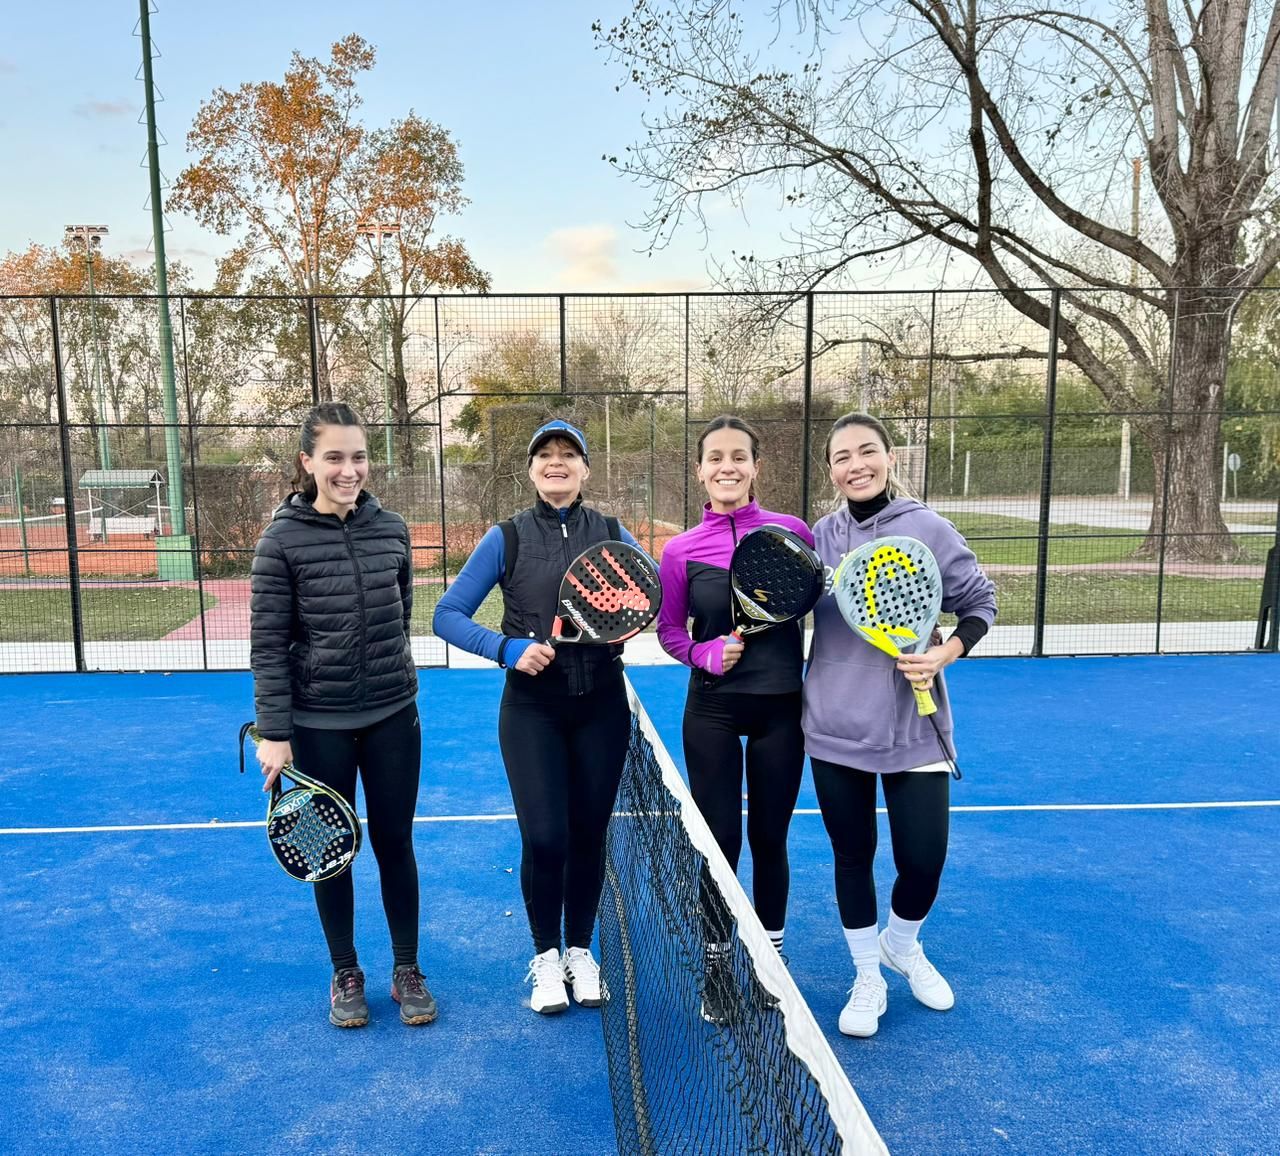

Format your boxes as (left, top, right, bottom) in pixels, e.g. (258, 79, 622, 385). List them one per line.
(527, 418, 589, 463)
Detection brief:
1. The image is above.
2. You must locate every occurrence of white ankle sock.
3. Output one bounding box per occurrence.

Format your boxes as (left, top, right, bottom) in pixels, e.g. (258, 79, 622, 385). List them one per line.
(885, 911, 925, 957)
(843, 924, 881, 977)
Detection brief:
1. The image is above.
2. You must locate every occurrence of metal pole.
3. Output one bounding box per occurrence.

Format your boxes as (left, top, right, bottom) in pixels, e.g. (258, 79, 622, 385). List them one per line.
(923, 293, 937, 501)
(648, 401, 656, 556)
(1032, 290, 1061, 657)
(51, 298, 86, 672)
(559, 295, 568, 394)
(177, 297, 210, 671)
(801, 292, 815, 522)
(14, 461, 30, 576)
(1153, 290, 1180, 654)
(381, 280, 392, 469)
(87, 246, 110, 470)
(138, 1, 186, 539)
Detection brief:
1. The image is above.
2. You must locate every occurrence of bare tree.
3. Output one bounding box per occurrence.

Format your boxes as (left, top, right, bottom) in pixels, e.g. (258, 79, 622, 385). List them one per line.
(596, 0, 1280, 559)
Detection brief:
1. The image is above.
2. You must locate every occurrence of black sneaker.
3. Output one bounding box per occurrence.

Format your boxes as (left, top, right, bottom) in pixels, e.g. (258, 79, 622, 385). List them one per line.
(391, 964, 438, 1025)
(753, 951, 788, 1012)
(700, 950, 738, 1026)
(330, 966, 369, 1028)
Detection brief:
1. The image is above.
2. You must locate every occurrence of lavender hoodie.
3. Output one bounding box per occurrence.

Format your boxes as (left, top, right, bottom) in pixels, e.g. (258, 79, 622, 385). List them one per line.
(803, 498, 997, 773)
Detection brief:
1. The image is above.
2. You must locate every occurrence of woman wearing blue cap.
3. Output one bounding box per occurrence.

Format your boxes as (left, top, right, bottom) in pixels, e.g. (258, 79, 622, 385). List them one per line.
(433, 418, 645, 1015)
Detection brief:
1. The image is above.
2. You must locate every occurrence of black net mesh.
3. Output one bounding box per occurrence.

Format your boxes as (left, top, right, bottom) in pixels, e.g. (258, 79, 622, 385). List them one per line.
(599, 690, 886, 1156)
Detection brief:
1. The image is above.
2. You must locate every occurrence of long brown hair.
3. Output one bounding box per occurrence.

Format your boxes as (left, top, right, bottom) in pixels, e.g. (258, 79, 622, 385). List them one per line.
(696, 414, 761, 501)
(824, 411, 915, 499)
(290, 402, 365, 501)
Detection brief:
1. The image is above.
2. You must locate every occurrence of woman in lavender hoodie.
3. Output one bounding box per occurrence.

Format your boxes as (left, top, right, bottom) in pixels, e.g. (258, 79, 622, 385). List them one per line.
(804, 413, 996, 1039)
(657, 415, 814, 1023)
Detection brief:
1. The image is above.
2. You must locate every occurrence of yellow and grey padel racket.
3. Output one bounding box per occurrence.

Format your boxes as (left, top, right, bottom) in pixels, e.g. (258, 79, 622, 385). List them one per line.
(832, 535, 943, 717)
(238, 723, 362, 882)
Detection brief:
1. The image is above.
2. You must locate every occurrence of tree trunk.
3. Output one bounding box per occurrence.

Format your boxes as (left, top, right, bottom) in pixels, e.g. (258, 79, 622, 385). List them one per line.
(1138, 288, 1238, 561)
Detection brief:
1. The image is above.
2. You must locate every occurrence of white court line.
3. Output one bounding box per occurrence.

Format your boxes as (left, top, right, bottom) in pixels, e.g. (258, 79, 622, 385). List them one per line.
(3, 799, 1278, 836)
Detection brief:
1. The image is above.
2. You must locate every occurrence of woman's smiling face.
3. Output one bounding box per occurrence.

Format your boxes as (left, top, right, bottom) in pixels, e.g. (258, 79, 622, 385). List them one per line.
(827, 423, 894, 502)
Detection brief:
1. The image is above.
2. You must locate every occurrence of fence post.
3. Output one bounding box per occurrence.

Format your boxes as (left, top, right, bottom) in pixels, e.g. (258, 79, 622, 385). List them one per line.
(683, 294, 691, 529)
(923, 291, 937, 501)
(559, 295, 568, 394)
(1032, 290, 1061, 657)
(801, 292, 815, 522)
(176, 296, 209, 671)
(50, 297, 86, 673)
(306, 296, 321, 404)
(1153, 290, 1179, 653)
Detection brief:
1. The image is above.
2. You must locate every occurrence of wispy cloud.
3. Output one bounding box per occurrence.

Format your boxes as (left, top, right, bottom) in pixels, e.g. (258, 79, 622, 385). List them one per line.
(545, 225, 619, 289)
(73, 99, 134, 119)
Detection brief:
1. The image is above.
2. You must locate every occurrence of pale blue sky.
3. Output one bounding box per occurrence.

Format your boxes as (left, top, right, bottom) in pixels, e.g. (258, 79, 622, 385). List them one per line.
(0, 0, 770, 292)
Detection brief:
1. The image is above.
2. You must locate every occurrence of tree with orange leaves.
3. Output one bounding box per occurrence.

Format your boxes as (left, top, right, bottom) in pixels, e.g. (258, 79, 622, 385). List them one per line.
(169, 33, 490, 440)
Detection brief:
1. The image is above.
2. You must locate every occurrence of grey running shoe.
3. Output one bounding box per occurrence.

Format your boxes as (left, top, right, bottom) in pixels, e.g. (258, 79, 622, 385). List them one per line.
(391, 964, 438, 1025)
(330, 966, 369, 1028)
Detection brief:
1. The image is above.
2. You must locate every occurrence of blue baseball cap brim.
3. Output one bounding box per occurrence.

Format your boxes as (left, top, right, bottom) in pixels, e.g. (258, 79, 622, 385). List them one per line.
(527, 419, 589, 463)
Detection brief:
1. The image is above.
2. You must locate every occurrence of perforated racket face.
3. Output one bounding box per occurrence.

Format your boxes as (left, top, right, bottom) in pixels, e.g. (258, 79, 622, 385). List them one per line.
(730, 526, 824, 634)
(267, 783, 361, 882)
(553, 541, 662, 645)
(833, 536, 942, 656)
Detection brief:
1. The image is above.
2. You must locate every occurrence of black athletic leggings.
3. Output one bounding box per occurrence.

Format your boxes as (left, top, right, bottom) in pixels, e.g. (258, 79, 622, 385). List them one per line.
(683, 688, 805, 934)
(810, 757, 949, 928)
(290, 702, 422, 971)
(498, 677, 630, 955)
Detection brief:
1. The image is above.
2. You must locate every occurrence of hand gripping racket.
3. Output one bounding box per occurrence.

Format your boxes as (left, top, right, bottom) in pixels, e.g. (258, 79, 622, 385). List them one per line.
(551, 540, 663, 645)
(729, 525, 825, 640)
(238, 722, 363, 882)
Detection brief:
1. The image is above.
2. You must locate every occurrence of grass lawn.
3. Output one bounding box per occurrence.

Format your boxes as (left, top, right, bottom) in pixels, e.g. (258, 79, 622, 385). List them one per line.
(0, 587, 214, 642)
(950, 514, 1271, 566)
(983, 572, 1262, 625)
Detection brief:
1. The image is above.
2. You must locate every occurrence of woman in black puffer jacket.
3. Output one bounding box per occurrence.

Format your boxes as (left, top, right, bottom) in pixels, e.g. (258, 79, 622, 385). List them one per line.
(250, 402, 435, 1030)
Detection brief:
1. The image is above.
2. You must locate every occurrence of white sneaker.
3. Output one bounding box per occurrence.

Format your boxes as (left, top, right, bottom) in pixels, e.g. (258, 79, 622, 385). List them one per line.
(525, 948, 569, 1015)
(879, 930, 954, 1011)
(839, 972, 887, 1038)
(564, 947, 604, 1007)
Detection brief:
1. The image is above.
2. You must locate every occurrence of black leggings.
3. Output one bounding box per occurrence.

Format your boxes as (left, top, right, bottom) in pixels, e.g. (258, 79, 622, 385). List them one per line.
(810, 757, 949, 929)
(290, 703, 422, 971)
(683, 689, 804, 933)
(498, 679, 630, 954)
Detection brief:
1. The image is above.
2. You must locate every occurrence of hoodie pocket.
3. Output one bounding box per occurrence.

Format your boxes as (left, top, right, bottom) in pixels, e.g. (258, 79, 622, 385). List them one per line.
(803, 655, 900, 751)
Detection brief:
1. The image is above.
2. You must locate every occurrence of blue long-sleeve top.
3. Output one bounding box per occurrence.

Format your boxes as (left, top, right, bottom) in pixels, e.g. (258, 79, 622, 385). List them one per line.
(433, 513, 642, 670)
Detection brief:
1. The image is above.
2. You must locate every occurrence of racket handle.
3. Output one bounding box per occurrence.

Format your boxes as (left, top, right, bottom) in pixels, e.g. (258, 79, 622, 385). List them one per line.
(911, 682, 937, 717)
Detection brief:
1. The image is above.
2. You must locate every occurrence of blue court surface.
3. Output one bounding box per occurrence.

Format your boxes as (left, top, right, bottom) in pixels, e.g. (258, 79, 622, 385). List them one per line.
(1, 654, 1277, 1155)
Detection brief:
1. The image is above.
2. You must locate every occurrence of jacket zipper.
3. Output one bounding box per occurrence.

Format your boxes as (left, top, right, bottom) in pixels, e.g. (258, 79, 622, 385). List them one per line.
(342, 521, 369, 706)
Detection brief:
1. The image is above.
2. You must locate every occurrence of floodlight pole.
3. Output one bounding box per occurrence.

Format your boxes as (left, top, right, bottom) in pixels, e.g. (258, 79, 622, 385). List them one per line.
(65, 225, 111, 471)
(357, 220, 400, 470)
(138, 0, 186, 537)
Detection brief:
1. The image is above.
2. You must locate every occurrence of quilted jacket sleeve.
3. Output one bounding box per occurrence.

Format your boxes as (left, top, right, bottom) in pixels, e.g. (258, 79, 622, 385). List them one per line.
(250, 529, 296, 740)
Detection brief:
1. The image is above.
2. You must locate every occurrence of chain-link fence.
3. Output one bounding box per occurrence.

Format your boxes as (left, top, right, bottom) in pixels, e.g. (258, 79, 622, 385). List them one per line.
(0, 289, 1276, 672)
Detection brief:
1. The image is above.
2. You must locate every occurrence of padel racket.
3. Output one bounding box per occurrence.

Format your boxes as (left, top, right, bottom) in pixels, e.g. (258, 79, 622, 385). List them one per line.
(832, 535, 944, 717)
(729, 525, 824, 640)
(238, 722, 362, 882)
(551, 540, 662, 645)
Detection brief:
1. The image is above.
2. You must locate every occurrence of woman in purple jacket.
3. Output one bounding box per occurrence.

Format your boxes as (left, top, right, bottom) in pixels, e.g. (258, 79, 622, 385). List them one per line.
(805, 412, 996, 1039)
(657, 415, 814, 1023)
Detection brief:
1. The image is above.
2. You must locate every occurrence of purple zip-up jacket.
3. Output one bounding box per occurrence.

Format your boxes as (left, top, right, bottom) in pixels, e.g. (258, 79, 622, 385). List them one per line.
(657, 500, 814, 692)
(803, 498, 997, 772)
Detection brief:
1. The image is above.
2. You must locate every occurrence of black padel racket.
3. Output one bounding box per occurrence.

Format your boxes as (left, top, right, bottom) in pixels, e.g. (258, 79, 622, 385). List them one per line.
(729, 525, 824, 640)
(239, 722, 363, 882)
(551, 540, 662, 645)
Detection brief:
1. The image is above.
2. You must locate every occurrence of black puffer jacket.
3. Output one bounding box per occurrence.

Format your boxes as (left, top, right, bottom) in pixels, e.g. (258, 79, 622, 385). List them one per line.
(250, 491, 417, 739)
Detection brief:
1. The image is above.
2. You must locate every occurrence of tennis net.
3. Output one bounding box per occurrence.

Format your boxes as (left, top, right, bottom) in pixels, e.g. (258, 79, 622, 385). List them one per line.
(599, 678, 887, 1155)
